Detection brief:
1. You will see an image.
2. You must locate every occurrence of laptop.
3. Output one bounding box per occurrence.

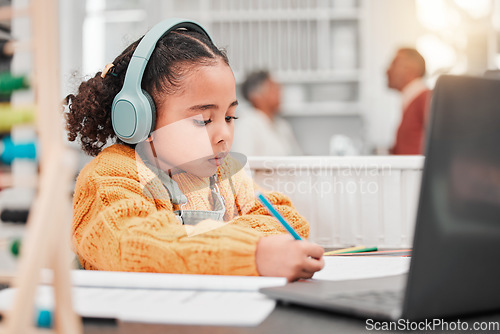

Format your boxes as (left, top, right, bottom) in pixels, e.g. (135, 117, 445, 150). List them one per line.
(260, 75, 500, 321)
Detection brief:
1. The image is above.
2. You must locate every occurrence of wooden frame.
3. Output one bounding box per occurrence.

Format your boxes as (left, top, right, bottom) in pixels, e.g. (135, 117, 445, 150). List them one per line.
(0, 0, 82, 333)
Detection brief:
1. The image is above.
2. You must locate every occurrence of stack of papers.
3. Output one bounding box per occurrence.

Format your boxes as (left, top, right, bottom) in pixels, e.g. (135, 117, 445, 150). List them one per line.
(0, 270, 287, 326)
(313, 256, 411, 281)
(0, 257, 412, 326)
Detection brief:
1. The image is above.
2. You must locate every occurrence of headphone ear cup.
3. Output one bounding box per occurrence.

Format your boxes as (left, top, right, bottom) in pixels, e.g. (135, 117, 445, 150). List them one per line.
(142, 89, 157, 136)
(111, 89, 155, 144)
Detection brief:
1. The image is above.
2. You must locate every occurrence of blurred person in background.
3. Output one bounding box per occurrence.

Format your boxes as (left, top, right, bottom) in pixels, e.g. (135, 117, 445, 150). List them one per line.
(386, 47, 432, 155)
(232, 70, 302, 156)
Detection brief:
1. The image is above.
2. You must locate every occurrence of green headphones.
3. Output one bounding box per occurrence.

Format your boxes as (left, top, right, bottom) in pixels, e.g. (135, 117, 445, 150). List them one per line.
(111, 18, 213, 144)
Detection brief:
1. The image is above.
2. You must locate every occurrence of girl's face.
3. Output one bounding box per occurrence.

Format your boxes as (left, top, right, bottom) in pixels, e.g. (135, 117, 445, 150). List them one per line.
(142, 61, 237, 178)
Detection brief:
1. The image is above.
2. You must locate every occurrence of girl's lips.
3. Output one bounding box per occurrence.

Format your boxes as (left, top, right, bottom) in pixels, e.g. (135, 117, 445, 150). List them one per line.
(208, 158, 223, 166)
(208, 152, 228, 166)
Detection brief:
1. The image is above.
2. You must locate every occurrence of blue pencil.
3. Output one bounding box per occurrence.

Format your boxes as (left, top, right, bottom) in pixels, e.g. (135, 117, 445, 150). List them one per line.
(256, 191, 303, 240)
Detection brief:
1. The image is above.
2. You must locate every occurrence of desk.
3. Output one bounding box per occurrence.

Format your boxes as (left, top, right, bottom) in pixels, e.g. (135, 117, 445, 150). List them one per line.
(82, 304, 500, 334)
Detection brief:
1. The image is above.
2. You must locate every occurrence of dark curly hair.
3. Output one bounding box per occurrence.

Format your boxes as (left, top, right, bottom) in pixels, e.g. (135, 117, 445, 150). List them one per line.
(64, 28, 229, 156)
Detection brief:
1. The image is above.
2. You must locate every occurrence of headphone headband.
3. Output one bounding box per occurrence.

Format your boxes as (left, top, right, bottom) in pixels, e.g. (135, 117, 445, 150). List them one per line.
(122, 18, 212, 94)
(112, 18, 213, 144)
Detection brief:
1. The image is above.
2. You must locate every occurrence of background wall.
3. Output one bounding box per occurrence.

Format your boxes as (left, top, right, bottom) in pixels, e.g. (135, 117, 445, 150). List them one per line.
(58, 0, 500, 157)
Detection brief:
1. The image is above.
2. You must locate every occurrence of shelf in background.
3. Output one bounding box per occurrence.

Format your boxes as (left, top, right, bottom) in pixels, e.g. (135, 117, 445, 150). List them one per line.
(175, 8, 362, 22)
(282, 101, 363, 117)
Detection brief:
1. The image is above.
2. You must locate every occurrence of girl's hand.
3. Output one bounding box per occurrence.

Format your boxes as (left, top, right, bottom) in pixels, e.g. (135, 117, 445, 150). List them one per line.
(255, 234, 325, 282)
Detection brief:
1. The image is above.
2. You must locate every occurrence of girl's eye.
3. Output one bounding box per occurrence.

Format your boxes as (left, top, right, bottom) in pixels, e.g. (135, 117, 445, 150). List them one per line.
(194, 119, 212, 126)
(225, 116, 239, 123)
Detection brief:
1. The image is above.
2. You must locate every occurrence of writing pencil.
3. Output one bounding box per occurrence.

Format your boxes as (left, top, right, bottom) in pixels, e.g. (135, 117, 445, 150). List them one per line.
(324, 245, 368, 256)
(328, 246, 378, 255)
(330, 249, 411, 257)
(256, 191, 302, 240)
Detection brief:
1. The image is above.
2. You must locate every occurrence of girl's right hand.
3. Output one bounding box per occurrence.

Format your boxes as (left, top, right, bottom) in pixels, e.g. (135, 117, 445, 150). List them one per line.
(255, 234, 325, 282)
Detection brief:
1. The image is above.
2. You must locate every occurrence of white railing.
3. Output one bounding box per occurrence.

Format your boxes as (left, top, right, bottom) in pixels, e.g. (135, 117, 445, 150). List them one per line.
(248, 156, 424, 248)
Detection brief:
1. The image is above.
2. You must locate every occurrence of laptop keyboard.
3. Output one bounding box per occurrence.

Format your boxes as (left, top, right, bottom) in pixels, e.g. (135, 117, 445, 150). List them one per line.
(329, 290, 403, 309)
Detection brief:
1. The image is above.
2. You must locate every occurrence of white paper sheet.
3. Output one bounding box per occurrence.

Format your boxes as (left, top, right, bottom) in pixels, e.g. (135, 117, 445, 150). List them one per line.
(0, 286, 276, 326)
(312, 256, 411, 281)
(0, 271, 287, 326)
(40, 269, 287, 291)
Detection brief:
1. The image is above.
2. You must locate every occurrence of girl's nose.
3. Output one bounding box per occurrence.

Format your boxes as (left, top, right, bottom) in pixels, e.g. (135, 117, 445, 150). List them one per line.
(212, 121, 232, 147)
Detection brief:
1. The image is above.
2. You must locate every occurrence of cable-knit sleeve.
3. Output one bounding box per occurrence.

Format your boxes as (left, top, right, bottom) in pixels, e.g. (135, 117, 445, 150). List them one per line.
(230, 189, 310, 239)
(72, 146, 262, 275)
(218, 157, 310, 239)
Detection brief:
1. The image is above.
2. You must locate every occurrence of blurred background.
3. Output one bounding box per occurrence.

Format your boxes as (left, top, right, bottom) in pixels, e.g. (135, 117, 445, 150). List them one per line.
(0, 0, 499, 239)
(58, 0, 500, 156)
(0, 0, 498, 280)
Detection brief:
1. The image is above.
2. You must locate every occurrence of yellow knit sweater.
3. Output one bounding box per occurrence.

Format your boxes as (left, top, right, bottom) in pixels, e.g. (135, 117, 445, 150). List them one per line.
(72, 144, 309, 276)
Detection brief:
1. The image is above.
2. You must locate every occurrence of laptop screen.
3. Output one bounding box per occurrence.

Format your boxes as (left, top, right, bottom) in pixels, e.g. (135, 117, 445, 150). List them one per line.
(404, 75, 500, 319)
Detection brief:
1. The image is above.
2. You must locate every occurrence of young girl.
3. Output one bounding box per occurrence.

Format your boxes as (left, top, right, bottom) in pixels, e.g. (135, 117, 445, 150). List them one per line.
(64, 19, 324, 281)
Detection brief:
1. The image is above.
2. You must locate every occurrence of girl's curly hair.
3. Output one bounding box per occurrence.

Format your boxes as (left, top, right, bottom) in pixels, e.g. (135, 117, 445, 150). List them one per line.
(64, 29, 229, 156)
